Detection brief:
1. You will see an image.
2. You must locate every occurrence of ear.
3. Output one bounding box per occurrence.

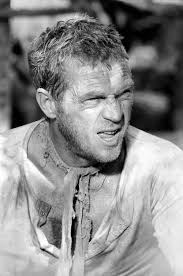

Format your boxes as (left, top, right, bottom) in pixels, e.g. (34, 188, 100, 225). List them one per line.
(36, 88, 56, 119)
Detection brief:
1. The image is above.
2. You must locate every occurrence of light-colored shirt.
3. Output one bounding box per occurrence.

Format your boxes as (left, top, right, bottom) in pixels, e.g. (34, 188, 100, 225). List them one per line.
(1, 119, 183, 276)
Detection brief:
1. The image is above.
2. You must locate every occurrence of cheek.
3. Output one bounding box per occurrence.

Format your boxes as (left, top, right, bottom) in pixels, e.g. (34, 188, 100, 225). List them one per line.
(77, 108, 100, 126)
(68, 112, 94, 136)
(59, 101, 102, 136)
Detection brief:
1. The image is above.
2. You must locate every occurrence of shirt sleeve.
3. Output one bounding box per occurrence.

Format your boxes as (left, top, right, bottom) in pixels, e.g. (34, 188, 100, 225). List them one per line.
(151, 146, 183, 276)
(0, 135, 20, 223)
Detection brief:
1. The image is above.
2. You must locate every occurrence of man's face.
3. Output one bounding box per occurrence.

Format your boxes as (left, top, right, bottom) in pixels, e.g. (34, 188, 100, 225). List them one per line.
(55, 60, 134, 165)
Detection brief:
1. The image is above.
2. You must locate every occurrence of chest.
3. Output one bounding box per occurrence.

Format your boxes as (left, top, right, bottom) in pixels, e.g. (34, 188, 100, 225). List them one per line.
(89, 174, 120, 236)
(39, 173, 119, 249)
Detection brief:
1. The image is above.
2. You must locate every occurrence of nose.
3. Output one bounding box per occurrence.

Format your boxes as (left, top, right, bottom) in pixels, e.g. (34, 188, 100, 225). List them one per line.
(102, 96, 123, 123)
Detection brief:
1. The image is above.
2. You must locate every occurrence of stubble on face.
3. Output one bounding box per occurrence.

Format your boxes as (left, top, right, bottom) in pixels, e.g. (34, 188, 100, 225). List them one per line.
(54, 60, 133, 167)
(56, 108, 105, 165)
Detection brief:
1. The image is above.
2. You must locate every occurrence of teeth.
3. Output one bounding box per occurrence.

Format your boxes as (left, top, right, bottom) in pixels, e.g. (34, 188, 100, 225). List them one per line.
(103, 130, 117, 135)
(105, 131, 114, 134)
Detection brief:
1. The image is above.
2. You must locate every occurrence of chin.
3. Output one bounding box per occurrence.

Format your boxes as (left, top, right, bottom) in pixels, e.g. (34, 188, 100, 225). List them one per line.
(95, 146, 122, 164)
(77, 137, 124, 165)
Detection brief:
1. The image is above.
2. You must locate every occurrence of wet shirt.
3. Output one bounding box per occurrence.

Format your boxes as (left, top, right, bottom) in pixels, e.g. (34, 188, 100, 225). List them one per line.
(1, 119, 183, 276)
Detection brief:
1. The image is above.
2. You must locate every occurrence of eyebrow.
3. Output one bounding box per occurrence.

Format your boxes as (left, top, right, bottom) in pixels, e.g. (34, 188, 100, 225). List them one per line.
(113, 80, 135, 97)
(121, 80, 135, 91)
(79, 91, 106, 102)
(119, 82, 134, 94)
(79, 79, 134, 102)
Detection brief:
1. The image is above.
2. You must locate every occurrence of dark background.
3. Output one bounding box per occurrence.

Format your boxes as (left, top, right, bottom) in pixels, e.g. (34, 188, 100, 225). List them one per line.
(1, 0, 183, 147)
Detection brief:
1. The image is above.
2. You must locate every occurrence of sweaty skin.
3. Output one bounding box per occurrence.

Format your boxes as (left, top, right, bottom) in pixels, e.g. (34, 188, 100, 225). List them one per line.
(50, 60, 134, 167)
(48, 60, 134, 275)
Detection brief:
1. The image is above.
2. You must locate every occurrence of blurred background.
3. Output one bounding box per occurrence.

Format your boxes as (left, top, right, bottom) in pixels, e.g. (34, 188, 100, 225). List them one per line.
(0, 0, 183, 148)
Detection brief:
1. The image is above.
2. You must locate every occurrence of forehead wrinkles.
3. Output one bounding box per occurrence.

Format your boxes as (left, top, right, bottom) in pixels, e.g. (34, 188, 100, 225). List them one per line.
(66, 60, 131, 95)
(74, 65, 112, 90)
(108, 61, 131, 89)
(109, 63, 122, 88)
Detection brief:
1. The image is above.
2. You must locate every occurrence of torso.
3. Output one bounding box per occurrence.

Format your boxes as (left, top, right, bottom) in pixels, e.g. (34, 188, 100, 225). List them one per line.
(0, 119, 176, 275)
(27, 119, 123, 244)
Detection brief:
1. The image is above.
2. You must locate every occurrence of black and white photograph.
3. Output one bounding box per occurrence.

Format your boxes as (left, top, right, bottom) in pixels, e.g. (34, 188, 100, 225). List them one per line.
(0, 0, 183, 275)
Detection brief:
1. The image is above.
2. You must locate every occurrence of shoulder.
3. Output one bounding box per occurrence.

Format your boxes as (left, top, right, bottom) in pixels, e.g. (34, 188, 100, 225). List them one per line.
(126, 125, 183, 166)
(0, 119, 44, 160)
(124, 126, 183, 200)
(0, 120, 39, 147)
(126, 126, 183, 216)
(0, 120, 44, 222)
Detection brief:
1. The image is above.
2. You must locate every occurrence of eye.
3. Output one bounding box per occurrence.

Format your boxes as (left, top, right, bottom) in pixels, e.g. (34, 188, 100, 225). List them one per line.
(118, 90, 132, 100)
(84, 96, 105, 105)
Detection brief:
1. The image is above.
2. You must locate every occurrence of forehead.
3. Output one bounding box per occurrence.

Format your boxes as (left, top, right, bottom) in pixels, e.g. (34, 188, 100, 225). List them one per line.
(66, 59, 132, 95)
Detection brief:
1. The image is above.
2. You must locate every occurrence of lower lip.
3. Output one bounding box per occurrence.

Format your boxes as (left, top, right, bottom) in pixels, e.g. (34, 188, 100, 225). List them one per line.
(98, 131, 121, 146)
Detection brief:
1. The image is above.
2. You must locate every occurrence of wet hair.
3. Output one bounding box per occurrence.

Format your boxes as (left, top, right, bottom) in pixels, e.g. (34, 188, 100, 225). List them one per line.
(28, 14, 129, 99)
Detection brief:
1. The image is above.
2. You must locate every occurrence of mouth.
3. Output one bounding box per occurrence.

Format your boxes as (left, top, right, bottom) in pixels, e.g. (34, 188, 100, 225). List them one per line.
(97, 128, 121, 145)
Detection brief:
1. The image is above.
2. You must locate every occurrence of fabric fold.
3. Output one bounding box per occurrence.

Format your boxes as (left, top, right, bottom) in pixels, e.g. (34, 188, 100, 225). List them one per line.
(56, 170, 94, 276)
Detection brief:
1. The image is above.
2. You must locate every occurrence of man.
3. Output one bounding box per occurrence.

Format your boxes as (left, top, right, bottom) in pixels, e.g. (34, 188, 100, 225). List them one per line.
(0, 15, 183, 276)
